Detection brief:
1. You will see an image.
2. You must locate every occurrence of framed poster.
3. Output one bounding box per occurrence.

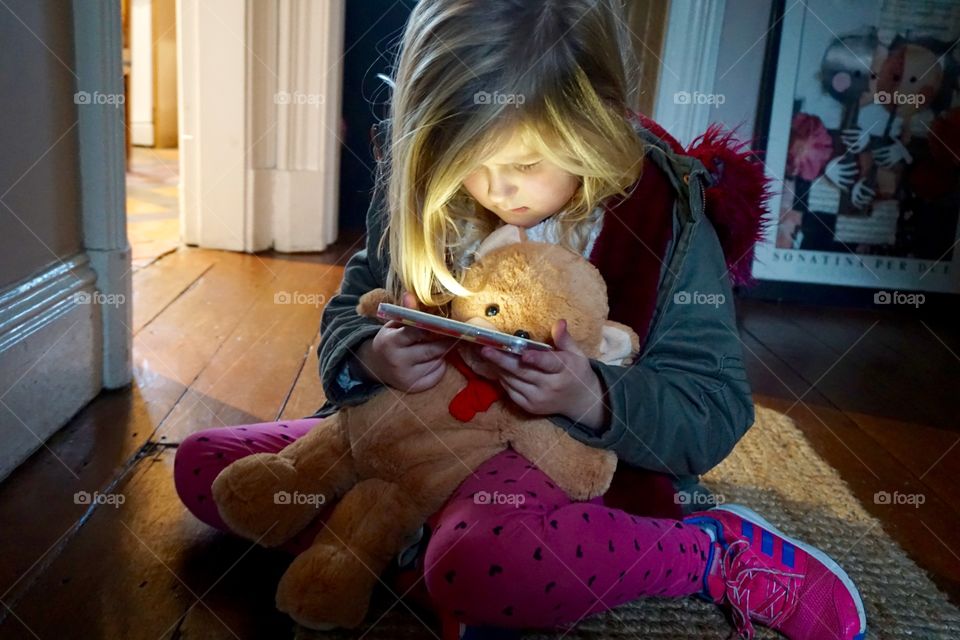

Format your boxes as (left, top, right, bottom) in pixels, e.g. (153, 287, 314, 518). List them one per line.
(753, 0, 960, 294)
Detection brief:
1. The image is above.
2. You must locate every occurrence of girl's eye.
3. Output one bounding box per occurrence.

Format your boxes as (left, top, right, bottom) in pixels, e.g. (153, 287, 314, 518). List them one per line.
(515, 161, 540, 172)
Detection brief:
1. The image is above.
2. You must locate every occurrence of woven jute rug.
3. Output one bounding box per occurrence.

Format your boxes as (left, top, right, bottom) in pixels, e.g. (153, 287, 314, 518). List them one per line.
(298, 404, 960, 639)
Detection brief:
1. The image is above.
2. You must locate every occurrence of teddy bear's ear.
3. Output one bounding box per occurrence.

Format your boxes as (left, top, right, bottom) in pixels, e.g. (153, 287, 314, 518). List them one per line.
(472, 224, 529, 261)
(597, 320, 641, 366)
(356, 288, 392, 318)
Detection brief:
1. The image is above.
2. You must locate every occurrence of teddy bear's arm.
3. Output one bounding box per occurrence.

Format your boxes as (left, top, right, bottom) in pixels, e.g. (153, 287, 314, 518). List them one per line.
(509, 418, 617, 501)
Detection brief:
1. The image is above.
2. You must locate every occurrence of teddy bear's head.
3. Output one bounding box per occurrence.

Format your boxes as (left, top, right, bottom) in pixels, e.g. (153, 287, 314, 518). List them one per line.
(449, 224, 640, 377)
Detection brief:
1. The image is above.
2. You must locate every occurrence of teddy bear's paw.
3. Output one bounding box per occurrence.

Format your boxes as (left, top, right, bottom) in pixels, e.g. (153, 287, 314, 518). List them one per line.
(211, 453, 319, 546)
(276, 543, 374, 629)
(356, 288, 391, 318)
(557, 449, 618, 501)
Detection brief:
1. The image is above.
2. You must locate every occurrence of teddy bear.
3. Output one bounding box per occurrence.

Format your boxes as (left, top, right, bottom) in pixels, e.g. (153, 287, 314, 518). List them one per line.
(210, 224, 640, 630)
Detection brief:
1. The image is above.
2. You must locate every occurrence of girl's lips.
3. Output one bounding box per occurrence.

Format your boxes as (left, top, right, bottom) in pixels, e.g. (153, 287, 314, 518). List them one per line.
(510, 206, 529, 212)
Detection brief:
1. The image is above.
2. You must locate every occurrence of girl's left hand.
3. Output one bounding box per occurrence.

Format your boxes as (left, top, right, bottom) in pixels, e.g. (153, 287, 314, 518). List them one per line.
(478, 319, 608, 430)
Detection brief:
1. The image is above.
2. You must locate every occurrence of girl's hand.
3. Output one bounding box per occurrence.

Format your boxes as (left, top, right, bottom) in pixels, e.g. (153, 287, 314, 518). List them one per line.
(478, 319, 609, 431)
(355, 291, 457, 393)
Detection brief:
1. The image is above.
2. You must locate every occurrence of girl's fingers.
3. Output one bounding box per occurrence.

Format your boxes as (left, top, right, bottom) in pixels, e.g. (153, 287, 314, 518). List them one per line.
(406, 353, 446, 375)
(407, 358, 446, 392)
(397, 323, 458, 346)
(394, 325, 438, 346)
(480, 347, 545, 383)
(383, 321, 416, 343)
(499, 374, 537, 398)
(480, 346, 520, 369)
(414, 338, 458, 363)
(519, 348, 565, 374)
(501, 368, 545, 389)
(500, 385, 528, 412)
(499, 376, 542, 413)
(408, 356, 441, 379)
(401, 291, 421, 310)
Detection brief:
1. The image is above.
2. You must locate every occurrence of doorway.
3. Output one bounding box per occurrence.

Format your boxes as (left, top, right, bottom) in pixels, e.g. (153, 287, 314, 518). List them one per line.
(121, 0, 181, 270)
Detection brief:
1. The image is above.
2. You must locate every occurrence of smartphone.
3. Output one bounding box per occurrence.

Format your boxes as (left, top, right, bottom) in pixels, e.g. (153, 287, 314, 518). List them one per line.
(376, 302, 554, 355)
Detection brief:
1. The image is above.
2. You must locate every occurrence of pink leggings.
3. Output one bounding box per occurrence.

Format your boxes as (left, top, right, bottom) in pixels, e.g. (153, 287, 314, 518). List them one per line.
(174, 418, 713, 630)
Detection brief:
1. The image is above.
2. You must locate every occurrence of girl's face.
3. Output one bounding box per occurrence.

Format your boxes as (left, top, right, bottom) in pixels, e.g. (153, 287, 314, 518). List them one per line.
(462, 130, 580, 228)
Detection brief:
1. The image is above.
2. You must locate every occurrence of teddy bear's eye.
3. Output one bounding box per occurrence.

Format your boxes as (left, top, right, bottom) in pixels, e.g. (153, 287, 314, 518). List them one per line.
(514, 329, 530, 339)
(485, 304, 499, 317)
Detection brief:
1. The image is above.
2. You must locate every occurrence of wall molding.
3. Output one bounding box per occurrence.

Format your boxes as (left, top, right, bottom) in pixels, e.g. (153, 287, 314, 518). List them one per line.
(0, 256, 102, 481)
(0, 256, 96, 352)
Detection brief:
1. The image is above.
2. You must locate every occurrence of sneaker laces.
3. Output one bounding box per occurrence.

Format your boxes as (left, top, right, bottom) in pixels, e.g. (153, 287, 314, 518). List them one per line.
(718, 538, 804, 639)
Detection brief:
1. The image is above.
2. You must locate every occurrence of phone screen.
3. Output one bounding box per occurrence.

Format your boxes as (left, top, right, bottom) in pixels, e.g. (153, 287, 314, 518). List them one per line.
(376, 303, 554, 355)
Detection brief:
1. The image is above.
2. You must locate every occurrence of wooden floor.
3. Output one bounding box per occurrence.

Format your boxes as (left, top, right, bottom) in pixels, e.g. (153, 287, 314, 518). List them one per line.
(0, 241, 957, 639)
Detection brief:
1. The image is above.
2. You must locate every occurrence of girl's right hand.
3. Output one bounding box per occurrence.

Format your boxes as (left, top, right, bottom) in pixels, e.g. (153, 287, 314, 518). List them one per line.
(355, 291, 457, 393)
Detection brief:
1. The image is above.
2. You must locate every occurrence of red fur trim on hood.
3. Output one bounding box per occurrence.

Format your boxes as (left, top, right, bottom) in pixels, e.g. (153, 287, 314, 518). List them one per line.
(686, 124, 774, 287)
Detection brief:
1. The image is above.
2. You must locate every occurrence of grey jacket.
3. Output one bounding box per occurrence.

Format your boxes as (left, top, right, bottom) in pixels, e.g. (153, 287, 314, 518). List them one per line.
(306, 123, 755, 514)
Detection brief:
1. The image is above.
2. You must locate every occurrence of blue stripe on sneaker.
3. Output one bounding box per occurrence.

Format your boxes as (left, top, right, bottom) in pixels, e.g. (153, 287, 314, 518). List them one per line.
(782, 541, 796, 568)
(741, 520, 754, 542)
(680, 515, 720, 602)
(761, 530, 774, 557)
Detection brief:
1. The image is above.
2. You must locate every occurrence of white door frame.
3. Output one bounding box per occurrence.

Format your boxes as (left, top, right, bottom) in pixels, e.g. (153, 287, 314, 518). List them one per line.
(652, 0, 727, 148)
(72, 0, 132, 388)
(129, 0, 155, 146)
(177, 0, 345, 253)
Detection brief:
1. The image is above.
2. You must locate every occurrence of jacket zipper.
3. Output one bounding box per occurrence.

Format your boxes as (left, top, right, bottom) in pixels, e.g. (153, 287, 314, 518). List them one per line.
(694, 170, 706, 219)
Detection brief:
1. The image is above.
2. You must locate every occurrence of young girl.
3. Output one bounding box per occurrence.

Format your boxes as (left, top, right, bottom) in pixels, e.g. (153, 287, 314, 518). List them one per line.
(175, 1, 867, 638)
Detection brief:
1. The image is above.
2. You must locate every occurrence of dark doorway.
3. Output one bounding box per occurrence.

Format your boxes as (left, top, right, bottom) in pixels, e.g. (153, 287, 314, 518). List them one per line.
(338, 0, 412, 232)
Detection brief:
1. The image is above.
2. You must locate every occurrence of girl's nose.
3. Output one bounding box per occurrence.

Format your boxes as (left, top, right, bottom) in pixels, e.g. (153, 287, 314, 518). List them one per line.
(487, 175, 516, 205)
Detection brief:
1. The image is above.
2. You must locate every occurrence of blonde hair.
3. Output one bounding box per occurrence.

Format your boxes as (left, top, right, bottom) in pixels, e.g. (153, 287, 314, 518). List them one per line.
(376, 0, 646, 308)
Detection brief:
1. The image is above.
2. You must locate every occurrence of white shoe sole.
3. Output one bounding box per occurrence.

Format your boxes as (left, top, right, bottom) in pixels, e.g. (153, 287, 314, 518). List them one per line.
(709, 503, 867, 637)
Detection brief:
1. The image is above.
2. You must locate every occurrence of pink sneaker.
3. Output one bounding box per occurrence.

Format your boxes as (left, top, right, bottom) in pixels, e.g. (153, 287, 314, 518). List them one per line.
(684, 504, 866, 640)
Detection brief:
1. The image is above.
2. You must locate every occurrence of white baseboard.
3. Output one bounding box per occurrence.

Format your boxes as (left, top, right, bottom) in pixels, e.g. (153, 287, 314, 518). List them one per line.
(0, 255, 104, 482)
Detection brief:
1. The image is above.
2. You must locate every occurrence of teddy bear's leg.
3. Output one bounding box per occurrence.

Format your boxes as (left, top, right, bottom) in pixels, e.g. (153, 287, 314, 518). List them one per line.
(275, 477, 431, 630)
(211, 414, 357, 547)
(509, 420, 617, 501)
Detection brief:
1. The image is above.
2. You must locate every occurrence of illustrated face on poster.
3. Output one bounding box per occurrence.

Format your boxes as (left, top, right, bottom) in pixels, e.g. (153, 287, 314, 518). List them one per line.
(756, 0, 960, 293)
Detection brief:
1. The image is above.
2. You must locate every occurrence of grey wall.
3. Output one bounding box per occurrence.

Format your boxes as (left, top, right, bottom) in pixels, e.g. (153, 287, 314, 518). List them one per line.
(0, 0, 84, 291)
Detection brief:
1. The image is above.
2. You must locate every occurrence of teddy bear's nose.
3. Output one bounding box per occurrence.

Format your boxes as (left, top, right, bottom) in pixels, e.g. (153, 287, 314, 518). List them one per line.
(513, 329, 530, 339)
